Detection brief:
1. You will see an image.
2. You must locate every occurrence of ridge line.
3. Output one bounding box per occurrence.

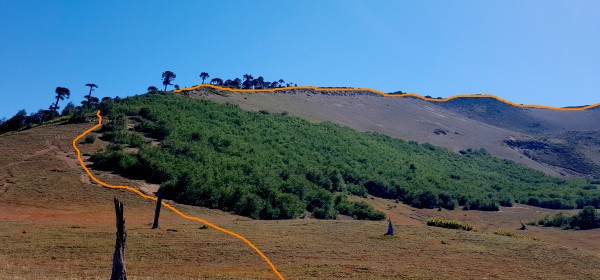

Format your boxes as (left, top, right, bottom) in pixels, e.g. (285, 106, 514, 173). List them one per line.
(174, 84, 599, 111)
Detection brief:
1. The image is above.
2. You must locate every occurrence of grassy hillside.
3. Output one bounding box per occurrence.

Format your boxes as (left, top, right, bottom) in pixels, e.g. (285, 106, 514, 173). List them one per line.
(91, 93, 600, 219)
(3, 95, 600, 280)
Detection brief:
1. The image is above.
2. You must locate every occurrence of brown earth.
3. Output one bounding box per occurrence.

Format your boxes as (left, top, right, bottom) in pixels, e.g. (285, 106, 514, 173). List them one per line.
(1, 117, 600, 279)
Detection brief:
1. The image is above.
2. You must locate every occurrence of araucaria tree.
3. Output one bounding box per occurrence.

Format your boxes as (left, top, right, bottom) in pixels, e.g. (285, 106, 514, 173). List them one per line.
(52, 87, 70, 114)
(85, 83, 98, 100)
(83, 83, 99, 108)
(232, 78, 242, 88)
(162, 71, 176, 91)
(199, 72, 209, 84)
(210, 78, 223, 86)
(242, 74, 254, 89)
(254, 76, 265, 89)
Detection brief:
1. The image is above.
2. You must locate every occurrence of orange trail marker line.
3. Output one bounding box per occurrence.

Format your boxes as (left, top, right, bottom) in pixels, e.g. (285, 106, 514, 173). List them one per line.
(72, 110, 285, 280)
(174, 84, 600, 111)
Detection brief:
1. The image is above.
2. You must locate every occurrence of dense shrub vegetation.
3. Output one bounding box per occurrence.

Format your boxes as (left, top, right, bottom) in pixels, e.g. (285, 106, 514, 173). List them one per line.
(536, 206, 600, 230)
(90, 93, 600, 219)
(426, 217, 476, 231)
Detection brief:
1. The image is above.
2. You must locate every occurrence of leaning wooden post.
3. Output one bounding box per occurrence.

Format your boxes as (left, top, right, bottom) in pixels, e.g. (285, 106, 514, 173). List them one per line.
(111, 198, 127, 280)
(151, 190, 163, 229)
(519, 221, 527, 230)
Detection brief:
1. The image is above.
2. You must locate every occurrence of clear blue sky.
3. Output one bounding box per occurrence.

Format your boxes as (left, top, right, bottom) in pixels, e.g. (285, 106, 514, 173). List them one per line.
(1, 0, 598, 118)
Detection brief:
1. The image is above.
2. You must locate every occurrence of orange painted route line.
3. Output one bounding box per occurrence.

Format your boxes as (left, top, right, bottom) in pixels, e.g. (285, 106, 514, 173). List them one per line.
(174, 84, 600, 111)
(72, 110, 285, 280)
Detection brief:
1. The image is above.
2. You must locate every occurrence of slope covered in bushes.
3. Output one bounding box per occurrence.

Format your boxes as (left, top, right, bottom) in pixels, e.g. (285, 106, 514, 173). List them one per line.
(536, 206, 600, 230)
(91, 93, 600, 220)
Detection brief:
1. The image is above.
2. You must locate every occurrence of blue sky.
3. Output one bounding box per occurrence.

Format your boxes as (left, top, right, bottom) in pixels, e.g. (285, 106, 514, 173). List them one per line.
(0, 0, 598, 118)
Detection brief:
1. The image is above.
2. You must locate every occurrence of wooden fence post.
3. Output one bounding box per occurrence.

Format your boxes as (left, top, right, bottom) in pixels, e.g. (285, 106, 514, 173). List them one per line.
(152, 191, 163, 229)
(384, 218, 394, 236)
(111, 198, 127, 280)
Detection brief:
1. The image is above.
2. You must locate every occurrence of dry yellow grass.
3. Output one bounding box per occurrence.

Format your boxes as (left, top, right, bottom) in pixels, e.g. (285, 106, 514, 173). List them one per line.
(426, 217, 476, 231)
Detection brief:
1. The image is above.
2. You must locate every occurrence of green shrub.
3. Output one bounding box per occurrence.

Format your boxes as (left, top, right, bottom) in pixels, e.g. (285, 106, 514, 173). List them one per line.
(537, 206, 600, 230)
(572, 206, 599, 229)
(307, 188, 337, 219)
(538, 212, 571, 228)
(103, 114, 127, 132)
(234, 193, 265, 219)
(351, 201, 385, 220)
(333, 195, 385, 220)
(84, 134, 96, 144)
(410, 190, 439, 209)
(271, 192, 306, 219)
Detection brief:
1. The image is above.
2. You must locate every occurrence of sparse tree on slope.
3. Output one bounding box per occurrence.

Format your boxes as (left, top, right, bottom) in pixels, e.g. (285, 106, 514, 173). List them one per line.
(232, 78, 242, 88)
(0, 110, 27, 133)
(52, 87, 70, 114)
(210, 78, 223, 86)
(243, 74, 254, 89)
(83, 83, 99, 108)
(147, 86, 158, 93)
(161, 71, 176, 91)
(278, 79, 285, 87)
(85, 83, 98, 100)
(199, 72, 209, 84)
(254, 76, 266, 89)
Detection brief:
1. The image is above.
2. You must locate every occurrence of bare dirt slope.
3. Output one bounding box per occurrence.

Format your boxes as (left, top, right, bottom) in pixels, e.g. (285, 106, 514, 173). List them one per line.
(189, 88, 578, 177)
(1, 122, 600, 279)
(436, 97, 600, 133)
(436, 97, 600, 177)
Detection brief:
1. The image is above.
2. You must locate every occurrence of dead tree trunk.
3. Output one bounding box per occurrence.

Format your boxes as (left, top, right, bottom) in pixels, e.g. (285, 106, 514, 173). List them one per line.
(520, 221, 527, 230)
(151, 191, 163, 229)
(111, 198, 127, 280)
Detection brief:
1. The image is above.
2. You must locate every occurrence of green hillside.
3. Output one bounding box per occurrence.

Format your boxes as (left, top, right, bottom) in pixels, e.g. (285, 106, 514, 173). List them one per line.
(91, 93, 600, 220)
